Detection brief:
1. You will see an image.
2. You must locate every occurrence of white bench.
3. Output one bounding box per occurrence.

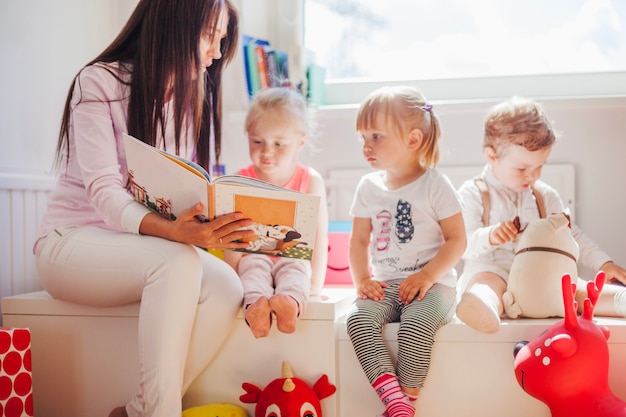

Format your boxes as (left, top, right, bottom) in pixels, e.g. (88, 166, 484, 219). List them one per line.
(336, 315, 626, 417)
(0, 287, 356, 417)
(4, 289, 626, 417)
(5, 163, 612, 417)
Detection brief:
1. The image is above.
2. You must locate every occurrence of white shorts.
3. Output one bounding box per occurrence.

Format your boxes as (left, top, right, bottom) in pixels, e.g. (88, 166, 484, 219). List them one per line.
(457, 262, 510, 294)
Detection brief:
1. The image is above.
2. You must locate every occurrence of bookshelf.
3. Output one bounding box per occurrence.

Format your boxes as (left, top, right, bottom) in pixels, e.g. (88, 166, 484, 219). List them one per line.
(223, 0, 323, 110)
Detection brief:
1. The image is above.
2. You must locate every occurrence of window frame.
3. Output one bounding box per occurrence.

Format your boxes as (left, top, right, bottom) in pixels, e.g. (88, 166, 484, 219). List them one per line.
(322, 71, 626, 106)
(296, 0, 626, 106)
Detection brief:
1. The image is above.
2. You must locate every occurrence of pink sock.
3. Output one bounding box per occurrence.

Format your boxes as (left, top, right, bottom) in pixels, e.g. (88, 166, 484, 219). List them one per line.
(372, 374, 415, 417)
(376, 395, 417, 417)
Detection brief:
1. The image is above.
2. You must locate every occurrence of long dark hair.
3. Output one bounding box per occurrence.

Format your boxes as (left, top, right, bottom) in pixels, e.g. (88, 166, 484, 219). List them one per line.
(54, 0, 238, 171)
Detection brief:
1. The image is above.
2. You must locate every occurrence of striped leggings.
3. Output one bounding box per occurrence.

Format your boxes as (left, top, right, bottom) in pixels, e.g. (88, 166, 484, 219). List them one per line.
(346, 279, 455, 389)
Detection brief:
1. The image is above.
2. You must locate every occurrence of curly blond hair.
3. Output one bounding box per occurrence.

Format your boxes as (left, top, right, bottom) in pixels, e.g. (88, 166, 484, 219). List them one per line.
(484, 96, 557, 155)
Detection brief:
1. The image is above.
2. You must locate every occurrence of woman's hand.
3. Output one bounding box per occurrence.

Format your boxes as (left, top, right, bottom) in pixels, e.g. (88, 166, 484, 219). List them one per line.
(175, 203, 256, 249)
(141, 203, 256, 249)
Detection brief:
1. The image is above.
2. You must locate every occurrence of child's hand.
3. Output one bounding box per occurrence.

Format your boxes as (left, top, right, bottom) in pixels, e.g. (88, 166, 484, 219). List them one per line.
(398, 271, 435, 304)
(600, 261, 626, 286)
(489, 220, 520, 245)
(356, 278, 388, 301)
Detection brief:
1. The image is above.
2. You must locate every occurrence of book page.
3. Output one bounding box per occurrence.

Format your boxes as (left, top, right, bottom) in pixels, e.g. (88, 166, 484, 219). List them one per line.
(159, 152, 211, 181)
(214, 174, 297, 191)
(123, 133, 210, 219)
(213, 183, 320, 260)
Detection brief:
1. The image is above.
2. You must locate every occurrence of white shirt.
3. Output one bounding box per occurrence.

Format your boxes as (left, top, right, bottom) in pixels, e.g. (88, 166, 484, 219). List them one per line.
(458, 165, 610, 274)
(350, 168, 463, 287)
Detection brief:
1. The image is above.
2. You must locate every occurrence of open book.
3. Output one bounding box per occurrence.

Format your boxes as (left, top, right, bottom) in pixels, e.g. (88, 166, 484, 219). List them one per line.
(123, 133, 320, 260)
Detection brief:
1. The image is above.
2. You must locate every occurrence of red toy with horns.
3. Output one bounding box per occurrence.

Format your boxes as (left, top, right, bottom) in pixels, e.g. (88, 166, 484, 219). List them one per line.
(240, 361, 336, 417)
(513, 272, 626, 416)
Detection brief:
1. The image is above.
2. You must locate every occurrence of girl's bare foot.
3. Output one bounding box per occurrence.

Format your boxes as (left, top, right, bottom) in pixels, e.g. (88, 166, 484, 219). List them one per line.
(244, 297, 272, 338)
(269, 294, 299, 333)
(108, 406, 128, 417)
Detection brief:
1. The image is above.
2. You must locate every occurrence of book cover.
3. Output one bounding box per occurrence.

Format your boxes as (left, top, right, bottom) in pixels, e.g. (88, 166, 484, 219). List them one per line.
(255, 43, 270, 89)
(307, 64, 326, 106)
(123, 133, 320, 260)
(274, 49, 289, 84)
(242, 36, 269, 98)
(263, 45, 280, 87)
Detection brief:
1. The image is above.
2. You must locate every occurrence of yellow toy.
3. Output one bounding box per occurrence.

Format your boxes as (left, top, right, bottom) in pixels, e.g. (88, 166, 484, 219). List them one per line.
(182, 403, 248, 417)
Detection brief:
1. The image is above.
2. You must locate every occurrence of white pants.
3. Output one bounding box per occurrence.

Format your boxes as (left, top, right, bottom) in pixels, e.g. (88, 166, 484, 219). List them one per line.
(35, 225, 243, 417)
(238, 254, 311, 312)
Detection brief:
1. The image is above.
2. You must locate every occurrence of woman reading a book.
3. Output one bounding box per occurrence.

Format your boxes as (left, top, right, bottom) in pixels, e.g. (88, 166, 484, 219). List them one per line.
(33, 1, 254, 416)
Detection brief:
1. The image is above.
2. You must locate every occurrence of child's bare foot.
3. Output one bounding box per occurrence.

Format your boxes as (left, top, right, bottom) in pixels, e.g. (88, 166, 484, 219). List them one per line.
(456, 292, 501, 333)
(269, 294, 299, 333)
(245, 297, 272, 338)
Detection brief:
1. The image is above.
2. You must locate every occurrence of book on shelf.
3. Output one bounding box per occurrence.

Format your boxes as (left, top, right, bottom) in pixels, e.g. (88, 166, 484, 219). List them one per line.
(263, 45, 290, 88)
(123, 133, 321, 260)
(242, 35, 290, 98)
(255, 43, 270, 89)
(242, 36, 269, 98)
(307, 64, 326, 106)
(263, 46, 280, 87)
(274, 49, 290, 85)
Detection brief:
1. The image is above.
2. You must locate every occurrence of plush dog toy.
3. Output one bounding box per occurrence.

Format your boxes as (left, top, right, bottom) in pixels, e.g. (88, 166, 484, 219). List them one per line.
(182, 403, 248, 417)
(513, 272, 626, 416)
(503, 212, 579, 318)
(240, 361, 336, 417)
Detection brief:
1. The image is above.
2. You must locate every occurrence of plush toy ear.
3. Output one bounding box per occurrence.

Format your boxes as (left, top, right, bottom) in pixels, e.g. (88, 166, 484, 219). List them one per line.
(563, 212, 572, 228)
(550, 333, 577, 358)
(548, 212, 570, 232)
(240, 382, 263, 403)
(312, 374, 337, 400)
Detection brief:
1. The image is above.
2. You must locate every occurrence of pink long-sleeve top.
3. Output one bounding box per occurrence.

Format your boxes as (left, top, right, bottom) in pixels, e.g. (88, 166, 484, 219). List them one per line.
(37, 62, 197, 245)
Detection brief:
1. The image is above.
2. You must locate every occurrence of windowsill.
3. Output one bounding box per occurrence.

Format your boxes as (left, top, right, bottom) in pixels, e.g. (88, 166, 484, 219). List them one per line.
(307, 94, 626, 119)
(321, 71, 626, 107)
(226, 89, 626, 123)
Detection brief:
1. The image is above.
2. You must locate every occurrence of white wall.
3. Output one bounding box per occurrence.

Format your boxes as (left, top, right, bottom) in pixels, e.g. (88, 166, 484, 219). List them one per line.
(1, 1, 625, 272)
(0, 0, 137, 175)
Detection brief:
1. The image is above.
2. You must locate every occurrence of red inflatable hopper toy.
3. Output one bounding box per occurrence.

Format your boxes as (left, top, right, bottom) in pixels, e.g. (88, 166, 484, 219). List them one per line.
(513, 272, 626, 416)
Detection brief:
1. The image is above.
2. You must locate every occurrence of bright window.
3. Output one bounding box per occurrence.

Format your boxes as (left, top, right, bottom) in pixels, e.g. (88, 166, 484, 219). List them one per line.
(304, 0, 626, 104)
